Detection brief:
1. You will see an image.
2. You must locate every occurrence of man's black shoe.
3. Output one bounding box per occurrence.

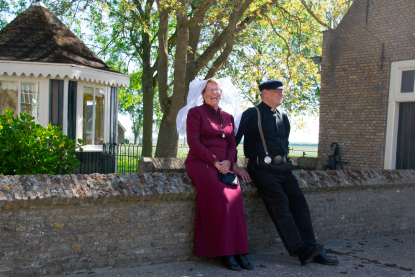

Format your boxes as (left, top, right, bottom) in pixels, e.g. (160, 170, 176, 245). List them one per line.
(298, 244, 324, 266)
(312, 252, 339, 266)
(220, 255, 242, 271)
(234, 254, 254, 270)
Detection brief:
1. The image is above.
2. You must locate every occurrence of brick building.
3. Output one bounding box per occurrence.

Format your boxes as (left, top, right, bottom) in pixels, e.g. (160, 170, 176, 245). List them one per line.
(318, 0, 415, 170)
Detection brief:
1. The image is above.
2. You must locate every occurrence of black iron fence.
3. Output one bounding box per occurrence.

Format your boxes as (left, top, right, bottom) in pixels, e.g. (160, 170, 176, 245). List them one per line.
(116, 143, 142, 174)
(72, 143, 317, 174)
(72, 143, 142, 174)
(73, 151, 104, 174)
(288, 147, 318, 157)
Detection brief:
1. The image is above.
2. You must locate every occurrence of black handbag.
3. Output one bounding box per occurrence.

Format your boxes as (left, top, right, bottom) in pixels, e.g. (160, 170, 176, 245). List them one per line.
(218, 171, 239, 186)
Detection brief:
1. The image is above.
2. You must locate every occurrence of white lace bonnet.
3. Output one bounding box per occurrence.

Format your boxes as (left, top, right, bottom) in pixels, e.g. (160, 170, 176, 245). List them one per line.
(176, 77, 243, 137)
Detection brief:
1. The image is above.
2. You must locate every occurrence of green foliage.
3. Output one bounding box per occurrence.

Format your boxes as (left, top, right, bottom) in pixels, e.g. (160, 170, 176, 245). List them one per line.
(118, 72, 144, 144)
(0, 109, 84, 175)
(198, 0, 353, 129)
(0, 0, 354, 155)
(124, 138, 129, 144)
(218, 0, 348, 119)
(118, 71, 162, 143)
(0, 0, 9, 29)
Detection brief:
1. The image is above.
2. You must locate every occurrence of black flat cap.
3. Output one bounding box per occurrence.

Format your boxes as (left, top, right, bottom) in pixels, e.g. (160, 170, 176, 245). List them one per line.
(259, 80, 284, 91)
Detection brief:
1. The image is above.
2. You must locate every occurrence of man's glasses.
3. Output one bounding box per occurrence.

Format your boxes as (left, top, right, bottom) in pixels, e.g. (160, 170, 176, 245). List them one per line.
(205, 88, 221, 93)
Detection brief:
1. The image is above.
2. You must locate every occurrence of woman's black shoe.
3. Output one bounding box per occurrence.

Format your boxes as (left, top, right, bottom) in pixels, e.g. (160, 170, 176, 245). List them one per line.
(220, 255, 242, 271)
(234, 254, 254, 270)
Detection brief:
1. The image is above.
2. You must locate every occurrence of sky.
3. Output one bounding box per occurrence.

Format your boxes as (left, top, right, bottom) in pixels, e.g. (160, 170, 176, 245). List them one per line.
(118, 113, 319, 144)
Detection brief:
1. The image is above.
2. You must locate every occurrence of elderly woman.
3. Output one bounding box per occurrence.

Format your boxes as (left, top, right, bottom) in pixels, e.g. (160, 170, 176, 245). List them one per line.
(176, 78, 253, 271)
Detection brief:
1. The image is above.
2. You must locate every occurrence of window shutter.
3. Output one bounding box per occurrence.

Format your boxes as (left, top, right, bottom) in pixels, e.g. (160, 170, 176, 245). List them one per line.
(67, 81, 77, 140)
(109, 87, 117, 144)
(49, 79, 64, 127)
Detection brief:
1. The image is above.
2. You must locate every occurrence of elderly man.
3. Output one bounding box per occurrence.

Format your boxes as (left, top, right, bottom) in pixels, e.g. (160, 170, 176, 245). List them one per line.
(234, 80, 338, 266)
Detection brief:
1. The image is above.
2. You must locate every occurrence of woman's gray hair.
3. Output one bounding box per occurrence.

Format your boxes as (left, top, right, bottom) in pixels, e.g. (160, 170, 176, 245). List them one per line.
(202, 78, 221, 92)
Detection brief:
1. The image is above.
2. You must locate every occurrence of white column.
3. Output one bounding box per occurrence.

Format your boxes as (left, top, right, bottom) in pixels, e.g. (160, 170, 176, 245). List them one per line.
(39, 78, 48, 127)
(76, 82, 83, 148)
(62, 78, 69, 135)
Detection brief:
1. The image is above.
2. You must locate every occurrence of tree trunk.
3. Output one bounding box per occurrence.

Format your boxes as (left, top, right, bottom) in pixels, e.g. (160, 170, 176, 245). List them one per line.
(154, 0, 277, 157)
(132, 117, 141, 145)
(155, 0, 189, 157)
(156, 0, 170, 114)
(133, 118, 138, 144)
(184, 14, 205, 101)
(141, 32, 154, 157)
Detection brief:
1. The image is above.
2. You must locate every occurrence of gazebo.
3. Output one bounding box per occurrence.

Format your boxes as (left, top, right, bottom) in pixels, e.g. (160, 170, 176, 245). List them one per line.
(0, 1, 130, 155)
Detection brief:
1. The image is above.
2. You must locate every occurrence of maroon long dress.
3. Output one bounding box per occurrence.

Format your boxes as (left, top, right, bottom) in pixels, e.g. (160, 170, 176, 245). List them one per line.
(185, 103, 249, 257)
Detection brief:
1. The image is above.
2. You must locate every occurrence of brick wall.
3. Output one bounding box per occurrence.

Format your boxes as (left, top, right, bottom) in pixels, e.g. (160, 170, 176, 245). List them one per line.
(0, 170, 415, 276)
(319, 0, 415, 169)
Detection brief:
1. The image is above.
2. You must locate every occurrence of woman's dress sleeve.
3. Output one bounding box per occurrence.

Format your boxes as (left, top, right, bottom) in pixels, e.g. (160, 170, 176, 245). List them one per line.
(186, 108, 218, 165)
(225, 115, 236, 162)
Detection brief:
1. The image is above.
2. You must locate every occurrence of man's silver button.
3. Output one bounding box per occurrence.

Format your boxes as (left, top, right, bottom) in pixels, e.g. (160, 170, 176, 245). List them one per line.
(264, 156, 272, 164)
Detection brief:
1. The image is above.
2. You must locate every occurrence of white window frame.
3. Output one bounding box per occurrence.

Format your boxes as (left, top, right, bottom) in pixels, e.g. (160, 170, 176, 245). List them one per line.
(384, 60, 415, 169)
(77, 82, 110, 152)
(0, 75, 48, 126)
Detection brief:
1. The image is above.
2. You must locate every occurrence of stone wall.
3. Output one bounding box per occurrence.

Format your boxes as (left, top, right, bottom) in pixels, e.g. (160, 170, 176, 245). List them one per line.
(319, 0, 415, 169)
(0, 169, 415, 276)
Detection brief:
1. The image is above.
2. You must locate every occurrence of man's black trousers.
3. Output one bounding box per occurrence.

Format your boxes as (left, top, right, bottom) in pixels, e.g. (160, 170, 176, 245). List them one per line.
(247, 160, 317, 255)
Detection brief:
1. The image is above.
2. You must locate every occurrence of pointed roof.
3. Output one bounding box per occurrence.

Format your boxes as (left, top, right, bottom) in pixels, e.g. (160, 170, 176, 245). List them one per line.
(0, 1, 115, 72)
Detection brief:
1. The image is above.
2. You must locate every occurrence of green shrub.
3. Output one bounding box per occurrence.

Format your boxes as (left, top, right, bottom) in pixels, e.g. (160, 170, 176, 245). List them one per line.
(124, 138, 129, 144)
(0, 109, 84, 175)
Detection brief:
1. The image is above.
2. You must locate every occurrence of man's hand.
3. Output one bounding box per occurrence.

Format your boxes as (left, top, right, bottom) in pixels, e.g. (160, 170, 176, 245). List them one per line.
(233, 164, 251, 183)
(218, 160, 231, 174)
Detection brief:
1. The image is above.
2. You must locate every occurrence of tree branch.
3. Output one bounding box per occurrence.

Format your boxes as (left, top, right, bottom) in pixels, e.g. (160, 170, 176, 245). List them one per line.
(132, 0, 144, 17)
(183, 0, 208, 92)
(169, 0, 189, 115)
(156, 0, 170, 113)
(129, 28, 143, 59)
(182, 0, 216, 30)
(265, 14, 292, 80)
(195, 0, 278, 74)
(168, 30, 177, 51)
(205, 40, 235, 79)
(194, 0, 245, 73)
(235, 0, 279, 34)
(299, 0, 332, 30)
(144, 0, 154, 16)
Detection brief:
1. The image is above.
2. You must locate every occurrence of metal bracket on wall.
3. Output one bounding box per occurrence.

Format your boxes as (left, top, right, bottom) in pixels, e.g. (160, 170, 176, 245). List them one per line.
(381, 43, 385, 70)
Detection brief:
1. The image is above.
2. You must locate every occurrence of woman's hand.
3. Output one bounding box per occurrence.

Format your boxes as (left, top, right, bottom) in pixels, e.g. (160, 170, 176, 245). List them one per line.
(214, 161, 221, 170)
(233, 164, 251, 183)
(218, 160, 231, 174)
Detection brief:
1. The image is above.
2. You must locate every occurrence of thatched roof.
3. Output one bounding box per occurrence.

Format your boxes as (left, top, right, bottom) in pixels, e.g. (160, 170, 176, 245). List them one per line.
(0, 2, 115, 72)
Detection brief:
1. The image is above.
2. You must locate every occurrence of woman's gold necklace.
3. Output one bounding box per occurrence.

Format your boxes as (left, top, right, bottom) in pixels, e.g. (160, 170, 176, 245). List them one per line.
(205, 104, 225, 138)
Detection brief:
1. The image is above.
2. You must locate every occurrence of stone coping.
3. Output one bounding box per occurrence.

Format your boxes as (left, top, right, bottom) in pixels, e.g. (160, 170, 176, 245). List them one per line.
(0, 169, 414, 210)
(136, 156, 318, 172)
